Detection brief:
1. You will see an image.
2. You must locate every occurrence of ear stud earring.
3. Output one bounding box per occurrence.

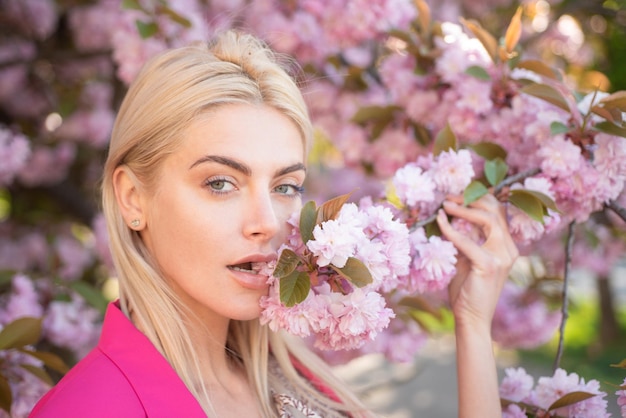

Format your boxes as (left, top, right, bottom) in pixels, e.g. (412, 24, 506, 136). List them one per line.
(130, 219, 141, 228)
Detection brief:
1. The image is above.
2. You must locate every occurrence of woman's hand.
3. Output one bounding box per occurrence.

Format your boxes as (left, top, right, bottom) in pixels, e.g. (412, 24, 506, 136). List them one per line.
(436, 193, 517, 418)
(436, 193, 519, 332)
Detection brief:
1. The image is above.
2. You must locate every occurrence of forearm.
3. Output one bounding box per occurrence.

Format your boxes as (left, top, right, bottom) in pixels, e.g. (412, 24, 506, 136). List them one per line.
(455, 323, 502, 418)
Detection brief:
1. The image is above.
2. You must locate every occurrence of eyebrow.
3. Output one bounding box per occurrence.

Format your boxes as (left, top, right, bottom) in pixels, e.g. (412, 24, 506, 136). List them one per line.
(189, 155, 306, 177)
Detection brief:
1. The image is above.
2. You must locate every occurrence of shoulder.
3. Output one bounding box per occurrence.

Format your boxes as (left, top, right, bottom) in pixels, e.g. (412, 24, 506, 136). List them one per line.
(30, 347, 145, 418)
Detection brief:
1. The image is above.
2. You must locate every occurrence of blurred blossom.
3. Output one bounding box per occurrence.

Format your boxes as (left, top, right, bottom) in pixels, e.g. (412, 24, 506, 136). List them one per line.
(617, 378, 626, 417)
(500, 367, 534, 403)
(43, 296, 100, 355)
(0, 350, 50, 418)
(68, 0, 119, 52)
(491, 282, 561, 349)
(0, 127, 31, 186)
(0, 229, 49, 272)
(18, 143, 76, 187)
(54, 234, 94, 281)
(2, 0, 58, 40)
(0, 274, 43, 325)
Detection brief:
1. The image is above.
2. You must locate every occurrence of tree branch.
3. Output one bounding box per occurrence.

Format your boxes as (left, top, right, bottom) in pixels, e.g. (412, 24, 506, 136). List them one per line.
(553, 220, 576, 372)
(605, 200, 626, 224)
(494, 167, 541, 195)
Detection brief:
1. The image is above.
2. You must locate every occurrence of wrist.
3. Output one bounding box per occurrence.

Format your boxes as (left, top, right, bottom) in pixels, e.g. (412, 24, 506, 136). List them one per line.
(454, 316, 493, 340)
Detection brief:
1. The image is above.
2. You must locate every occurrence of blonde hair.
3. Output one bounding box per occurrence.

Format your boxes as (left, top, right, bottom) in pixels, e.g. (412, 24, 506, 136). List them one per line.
(102, 31, 371, 417)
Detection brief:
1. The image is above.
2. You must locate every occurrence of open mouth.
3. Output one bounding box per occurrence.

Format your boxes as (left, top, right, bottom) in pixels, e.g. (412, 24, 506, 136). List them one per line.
(227, 262, 268, 274)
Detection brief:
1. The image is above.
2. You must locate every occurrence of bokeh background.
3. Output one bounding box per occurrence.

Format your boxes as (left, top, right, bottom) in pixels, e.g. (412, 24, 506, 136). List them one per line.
(1, 0, 625, 416)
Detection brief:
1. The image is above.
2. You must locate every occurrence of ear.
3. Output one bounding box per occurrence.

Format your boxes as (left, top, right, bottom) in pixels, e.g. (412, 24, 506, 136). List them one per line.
(113, 166, 147, 230)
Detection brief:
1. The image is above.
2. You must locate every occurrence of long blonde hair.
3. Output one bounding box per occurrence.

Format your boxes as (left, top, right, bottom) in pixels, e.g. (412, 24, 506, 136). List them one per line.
(101, 31, 371, 417)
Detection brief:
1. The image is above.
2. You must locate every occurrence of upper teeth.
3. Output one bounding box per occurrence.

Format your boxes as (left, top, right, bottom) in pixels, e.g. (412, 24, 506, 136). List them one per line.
(230, 266, 256, 274)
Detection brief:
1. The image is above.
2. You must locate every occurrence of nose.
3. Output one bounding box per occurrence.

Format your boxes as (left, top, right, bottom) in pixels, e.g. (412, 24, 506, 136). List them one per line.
(243, 189, 280, 241)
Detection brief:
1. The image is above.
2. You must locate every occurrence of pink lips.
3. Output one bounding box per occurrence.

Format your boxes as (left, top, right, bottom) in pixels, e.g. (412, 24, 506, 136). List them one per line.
(227, 254, 276, 290)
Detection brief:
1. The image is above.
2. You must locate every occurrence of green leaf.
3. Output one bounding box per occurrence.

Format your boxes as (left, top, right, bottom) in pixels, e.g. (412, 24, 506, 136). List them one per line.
(299, 201, 317, 244)
(465, 65, 491, 81)
(519, 189, 559, 212)
(273, 249, 301, 279)
(548, 391, 597, 411)
(135, 20, 159, 39)
(69, 281, 108, 314)
(433, 123, 457, 156)
(351, 105, 401, 124)
(279, 271, 310, 307)
(0, 317, 42, 350)
(484, 158, 508, 187)
(508, 189, 545, 222)
(410, 122, 432, 147)
(463, 181, 489, 205)
(316, 193, 351, 223)
(467, 142, 507, 161)
(550, 121, 570, 135)
(594, 121, 626, 138)
(398, 296, 443, 320)
(330, 257, 373, 288)
(19, 349, 69, 374)
(122, 0, 143, 10)
(0, 374, 11, 414)
(521, 83, 570, 112)
(19, 364, 53, 385)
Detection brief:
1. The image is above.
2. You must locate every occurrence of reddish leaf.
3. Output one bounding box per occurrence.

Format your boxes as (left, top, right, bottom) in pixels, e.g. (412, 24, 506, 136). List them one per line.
(521, 83, 571, 112)
(317, 193, 351, 223)
(504, 7, 523, 54)
(548, 391, 597, 411)
(459, 18, 497, 61)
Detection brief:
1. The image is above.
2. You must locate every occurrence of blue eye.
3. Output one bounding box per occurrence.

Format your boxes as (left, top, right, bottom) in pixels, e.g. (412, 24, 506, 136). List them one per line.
(275, 184, 304, 196)
(205, 177, 235, 194)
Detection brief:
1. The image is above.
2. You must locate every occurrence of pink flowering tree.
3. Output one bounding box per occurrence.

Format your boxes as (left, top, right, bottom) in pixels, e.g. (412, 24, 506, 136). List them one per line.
(0, 0, 625, 416)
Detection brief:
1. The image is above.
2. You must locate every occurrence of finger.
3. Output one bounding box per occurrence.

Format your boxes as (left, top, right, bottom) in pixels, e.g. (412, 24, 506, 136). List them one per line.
(436, 209, 486, 262)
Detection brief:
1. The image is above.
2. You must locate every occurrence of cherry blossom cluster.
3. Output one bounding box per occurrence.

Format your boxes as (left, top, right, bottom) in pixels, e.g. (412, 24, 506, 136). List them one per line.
(1, 0, 625, 416)
(499, 367, 611, 417)
(260, 200, 410, 351)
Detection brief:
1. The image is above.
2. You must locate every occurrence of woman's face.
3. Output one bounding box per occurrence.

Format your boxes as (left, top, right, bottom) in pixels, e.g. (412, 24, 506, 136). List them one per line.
(140, 104, 305, 323)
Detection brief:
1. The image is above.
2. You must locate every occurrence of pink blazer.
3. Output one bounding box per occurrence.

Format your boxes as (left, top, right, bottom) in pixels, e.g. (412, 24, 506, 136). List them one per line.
(30, 302, 206, 417)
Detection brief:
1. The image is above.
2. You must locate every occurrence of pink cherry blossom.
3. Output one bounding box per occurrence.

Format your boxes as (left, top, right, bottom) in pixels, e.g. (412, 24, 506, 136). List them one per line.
(43, 296, 101, 355)
(616, 377, 626, 417)
(491, 282, 561, 349)
(429, 149, 475, 195)
(532, 368, 609, 417)
(0, 127, 30, 186)
(392, 164, 436, 207)
(499, 367, 534, 403)
(407, 232, 458, 294)
(0, 274, 43, 325)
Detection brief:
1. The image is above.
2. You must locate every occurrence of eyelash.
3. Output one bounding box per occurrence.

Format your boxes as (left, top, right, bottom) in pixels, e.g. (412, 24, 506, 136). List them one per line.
(204, 177, 304, 197)
(205, 177, 235, 195)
